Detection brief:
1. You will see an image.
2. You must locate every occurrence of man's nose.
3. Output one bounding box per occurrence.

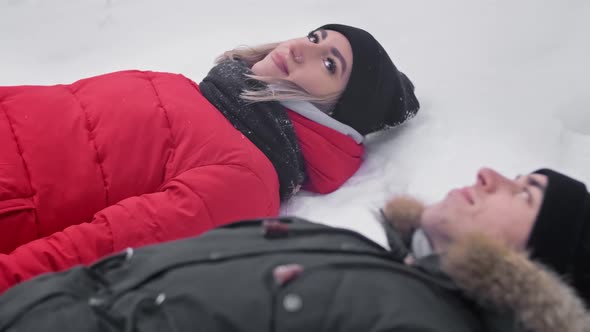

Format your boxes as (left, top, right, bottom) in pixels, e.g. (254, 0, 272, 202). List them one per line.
(476, 167, 516, 193)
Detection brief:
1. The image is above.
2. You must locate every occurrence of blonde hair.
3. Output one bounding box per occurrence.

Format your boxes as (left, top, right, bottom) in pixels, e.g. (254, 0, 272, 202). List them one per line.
(216, 43, 341, 113)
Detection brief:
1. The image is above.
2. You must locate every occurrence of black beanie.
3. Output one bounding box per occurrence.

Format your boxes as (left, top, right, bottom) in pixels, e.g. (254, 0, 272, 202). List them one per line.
(527, 169, 590, 296)
(317, 24, 420, 136)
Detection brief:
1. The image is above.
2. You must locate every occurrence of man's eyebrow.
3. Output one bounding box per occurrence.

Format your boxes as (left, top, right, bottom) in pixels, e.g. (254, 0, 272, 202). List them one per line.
(331, 47, 347, 77)
(527, 176, 547, 193)
(517, 174, 547, 193)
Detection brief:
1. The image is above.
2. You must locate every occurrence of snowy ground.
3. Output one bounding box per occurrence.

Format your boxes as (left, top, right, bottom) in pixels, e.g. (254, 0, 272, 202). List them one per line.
(2, 0, 589, 247)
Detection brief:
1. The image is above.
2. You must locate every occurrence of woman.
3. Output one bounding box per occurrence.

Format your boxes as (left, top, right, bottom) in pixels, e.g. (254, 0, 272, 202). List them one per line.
(0, 24, 419, 292)
(0, 168, 588, 332)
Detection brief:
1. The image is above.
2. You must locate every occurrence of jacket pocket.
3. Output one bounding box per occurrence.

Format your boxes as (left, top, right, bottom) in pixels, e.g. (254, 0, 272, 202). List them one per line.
(0, 197, 37, 253)
(0, 197, 35, 215)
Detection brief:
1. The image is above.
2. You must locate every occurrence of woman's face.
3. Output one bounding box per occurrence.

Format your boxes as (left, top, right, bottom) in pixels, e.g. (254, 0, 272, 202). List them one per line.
(251, 29, 353, 98)
(421, 167, 548, 250)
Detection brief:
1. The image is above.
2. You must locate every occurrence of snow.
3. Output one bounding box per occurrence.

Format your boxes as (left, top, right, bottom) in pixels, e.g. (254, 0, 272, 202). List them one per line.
(2, 0, 589, 247)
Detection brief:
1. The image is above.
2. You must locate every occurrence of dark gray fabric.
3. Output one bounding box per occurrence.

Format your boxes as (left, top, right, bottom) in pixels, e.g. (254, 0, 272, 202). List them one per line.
(200, 60, 306, 201)
(0, 218, 514, 332)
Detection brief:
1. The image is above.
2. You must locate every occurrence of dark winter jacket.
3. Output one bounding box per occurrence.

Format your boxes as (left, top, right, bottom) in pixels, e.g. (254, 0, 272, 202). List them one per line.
(0, 71, 363, 293)
(1, 218, 586, 332)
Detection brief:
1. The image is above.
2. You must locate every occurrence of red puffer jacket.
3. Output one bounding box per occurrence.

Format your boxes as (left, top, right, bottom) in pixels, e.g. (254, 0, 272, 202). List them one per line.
(0, 70, 363, 292)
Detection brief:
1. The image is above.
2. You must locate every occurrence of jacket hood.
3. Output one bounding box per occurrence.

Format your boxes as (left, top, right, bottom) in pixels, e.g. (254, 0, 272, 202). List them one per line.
(443, 233, 590, 332)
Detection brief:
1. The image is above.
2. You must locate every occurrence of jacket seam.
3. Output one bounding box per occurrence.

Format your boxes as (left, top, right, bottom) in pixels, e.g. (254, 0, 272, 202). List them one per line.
(144, 73, 176, 177)
(189, 190, 215, 229)
(63, 228, 84, 265)
(65, 86, 110, 207)
(0, 99, 40, 236)
(319, 270, 347, 331)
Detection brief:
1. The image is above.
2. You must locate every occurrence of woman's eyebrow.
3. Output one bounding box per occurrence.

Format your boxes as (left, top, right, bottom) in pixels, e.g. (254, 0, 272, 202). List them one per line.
(331, 47, 348, 77)
(318, 30, 347, 76)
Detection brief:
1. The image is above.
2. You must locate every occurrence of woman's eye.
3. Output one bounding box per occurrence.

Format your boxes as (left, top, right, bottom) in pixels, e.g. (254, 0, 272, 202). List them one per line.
(324, 58, 336, 74)
(307, 32, 319, 44)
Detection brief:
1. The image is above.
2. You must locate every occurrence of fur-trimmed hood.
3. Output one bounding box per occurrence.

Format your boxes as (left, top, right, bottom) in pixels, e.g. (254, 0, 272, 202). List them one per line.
(444, 233, 590, 332)
(383, 196, 590, 332)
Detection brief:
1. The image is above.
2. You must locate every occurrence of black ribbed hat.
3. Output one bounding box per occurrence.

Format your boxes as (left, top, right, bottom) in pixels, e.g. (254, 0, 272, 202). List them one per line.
(527, 169, 590, 299)
(318, 24, 420, 135)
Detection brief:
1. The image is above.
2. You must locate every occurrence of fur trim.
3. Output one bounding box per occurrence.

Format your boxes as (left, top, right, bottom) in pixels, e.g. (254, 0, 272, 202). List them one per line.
(382, 195, 424, 237)
(443, 234, 590, 332)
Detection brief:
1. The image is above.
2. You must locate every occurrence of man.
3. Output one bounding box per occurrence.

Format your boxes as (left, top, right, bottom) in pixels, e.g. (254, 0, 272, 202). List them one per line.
(387, 167, 590, 305)
(0, 168, 588, 332)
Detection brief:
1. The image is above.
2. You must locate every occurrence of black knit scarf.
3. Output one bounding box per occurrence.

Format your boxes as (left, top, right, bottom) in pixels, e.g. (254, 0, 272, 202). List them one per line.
(199, 60, 306, 201)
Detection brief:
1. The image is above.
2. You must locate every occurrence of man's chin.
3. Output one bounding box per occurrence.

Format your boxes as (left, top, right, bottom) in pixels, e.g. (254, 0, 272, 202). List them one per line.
(420, 202, 445, 228)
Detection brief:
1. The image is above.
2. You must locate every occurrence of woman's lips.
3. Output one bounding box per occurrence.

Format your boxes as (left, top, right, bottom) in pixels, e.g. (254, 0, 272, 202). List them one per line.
(271, 52, 289, 75)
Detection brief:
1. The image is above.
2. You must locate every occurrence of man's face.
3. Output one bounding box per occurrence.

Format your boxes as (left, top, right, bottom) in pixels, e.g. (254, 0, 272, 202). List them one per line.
(421, 167, 548, 250)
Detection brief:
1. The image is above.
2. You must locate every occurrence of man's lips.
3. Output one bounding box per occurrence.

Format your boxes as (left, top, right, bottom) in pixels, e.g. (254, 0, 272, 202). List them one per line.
(271, 52, 289, 75)
(460, 187, 474, 204)
(450, 187, 474, 204)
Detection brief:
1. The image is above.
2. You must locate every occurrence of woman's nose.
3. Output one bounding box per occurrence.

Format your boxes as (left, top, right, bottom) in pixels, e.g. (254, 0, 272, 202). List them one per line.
(290, 40, 320, 64)
(291, 47, 304, 64)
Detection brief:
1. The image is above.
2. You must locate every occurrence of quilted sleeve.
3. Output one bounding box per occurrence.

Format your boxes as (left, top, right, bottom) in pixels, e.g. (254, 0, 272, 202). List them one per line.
(0, 164, 278, 293)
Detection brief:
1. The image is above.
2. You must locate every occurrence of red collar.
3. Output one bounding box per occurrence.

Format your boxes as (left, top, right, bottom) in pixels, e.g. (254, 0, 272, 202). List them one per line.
(287, 110, 364, 193)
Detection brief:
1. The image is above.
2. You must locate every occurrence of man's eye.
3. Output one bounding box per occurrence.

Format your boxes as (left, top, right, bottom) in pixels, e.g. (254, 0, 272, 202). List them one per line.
(307, 32, 319, 44)
(324, 58, 336, 74)
(518, 189, 532, 204)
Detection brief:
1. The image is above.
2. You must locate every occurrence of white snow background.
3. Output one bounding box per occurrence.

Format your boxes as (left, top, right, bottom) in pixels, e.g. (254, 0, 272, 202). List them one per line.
(1, 0, 589, 247)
